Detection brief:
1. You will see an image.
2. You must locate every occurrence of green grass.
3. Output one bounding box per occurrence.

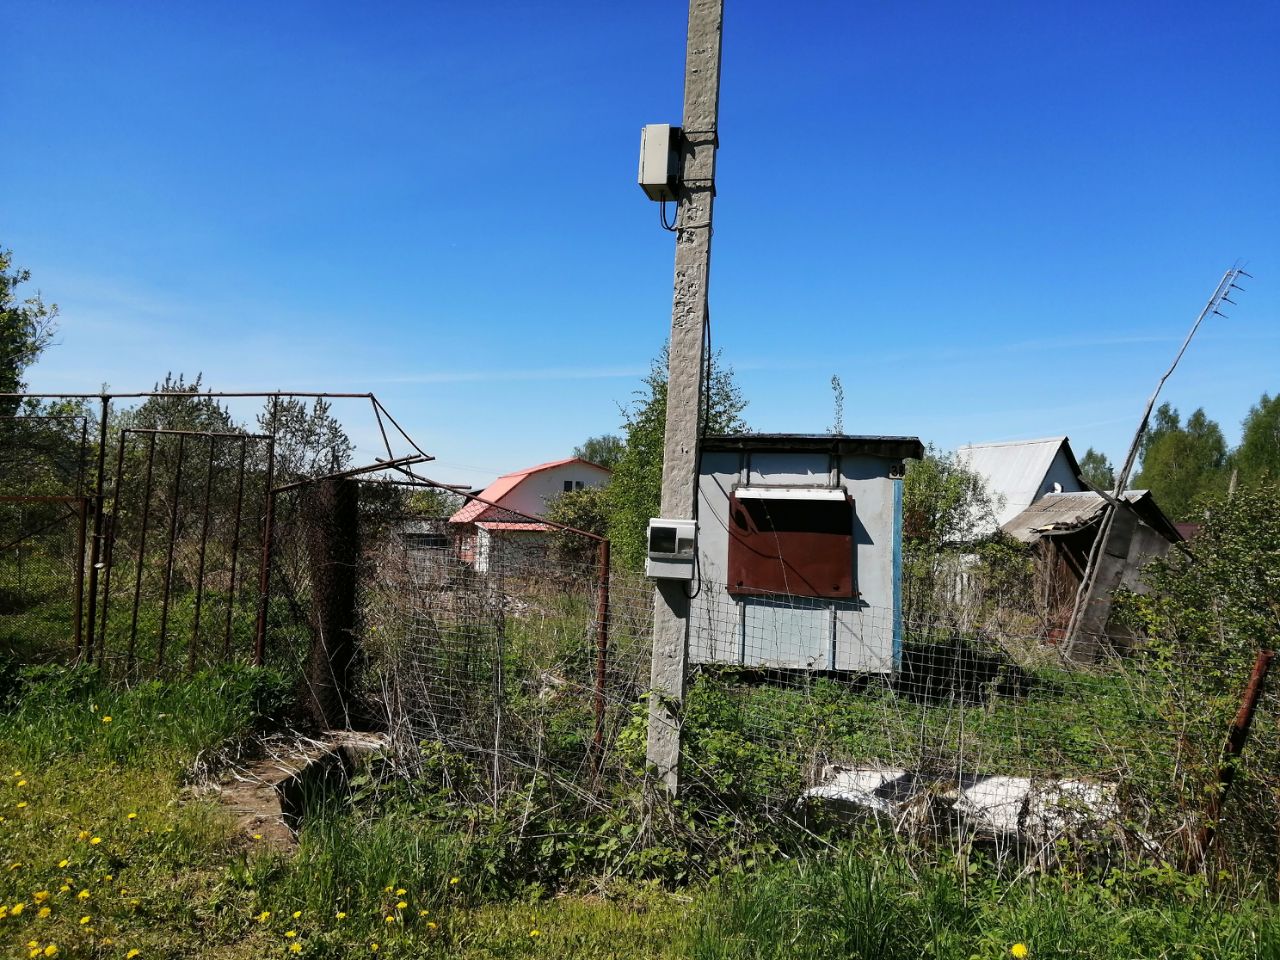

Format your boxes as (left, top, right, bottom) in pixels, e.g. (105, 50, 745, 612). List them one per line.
(691, 852, 1280, 960)
(3, 655, 1279, 959)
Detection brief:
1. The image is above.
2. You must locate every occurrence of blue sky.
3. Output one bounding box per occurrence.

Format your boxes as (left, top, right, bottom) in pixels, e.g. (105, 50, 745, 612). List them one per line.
(7, 1, 1278, 488)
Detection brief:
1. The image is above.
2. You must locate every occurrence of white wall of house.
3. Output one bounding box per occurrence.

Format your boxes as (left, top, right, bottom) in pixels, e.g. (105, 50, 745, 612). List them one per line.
(499, 463, 609, 519)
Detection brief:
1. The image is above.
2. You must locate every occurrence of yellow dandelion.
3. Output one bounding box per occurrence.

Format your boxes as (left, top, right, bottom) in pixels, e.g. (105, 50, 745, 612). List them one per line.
(76, 890, 90, 900)
(291, 910, 301, 919)
(57, 860, 68, 869)
(383, 885, 394, 893)
(126, 813, 137, 821)
(256, 911, 271, 923)
(418, 909, 429, 917)
(449, 876, 459, 885)
(34, 891, 49, 903)
(58, 885, 69, 893)
(16, 801, 27, 809)
(335, 911, 347, 920)
(101, 716, 112, 723)
(285, 930, 297, 938)
(370, 946, 378, 954)
(127, 951, 142, 959)
(0, 906, 8, 918)
(394, 888, 406, 896)
(102, 875, 113, 883)
(12, 902, 26, 916)
(16, 780, 26, 788)
(289, 945, 302, 955)
(384, 915, 394, 923)
(1011, 945, 1029, 959)
(395, 900, 407, 910)
(251, 834, 263, 841)
(530, 929, 540, 937)
(78, 915, 90, 925)
(38, 907, 51, 918)
(77, 831, 89, 842)
(44, 947, 58, 958)
(28, 949, 39, 959)
(89, 837, 102, 846)
(427, 920, 438, 930)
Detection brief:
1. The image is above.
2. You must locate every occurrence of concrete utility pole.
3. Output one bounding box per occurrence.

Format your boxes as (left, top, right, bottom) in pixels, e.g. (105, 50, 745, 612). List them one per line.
(646, 0, 724, 795)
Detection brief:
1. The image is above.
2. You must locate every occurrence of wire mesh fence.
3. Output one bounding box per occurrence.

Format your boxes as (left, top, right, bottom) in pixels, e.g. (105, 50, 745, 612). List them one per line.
(0, 414, 92, 660)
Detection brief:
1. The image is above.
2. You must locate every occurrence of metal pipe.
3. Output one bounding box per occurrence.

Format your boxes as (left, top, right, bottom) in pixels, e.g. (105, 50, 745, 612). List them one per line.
(270, 454, 430, 494)
(188, 436, 216, 674)
(126, 432, 158, 674)
(125, 427, 272, 440)
(252, 400, 279, 666)
(156, 432, 186, 669)
(592, 539, 611, 780)
(1189, 648, 1274, 870)
(72, 497, 87, 656)
(97, 430, 131, 663)
(83, 396, 110, 660)
(224, 437, 248, 658)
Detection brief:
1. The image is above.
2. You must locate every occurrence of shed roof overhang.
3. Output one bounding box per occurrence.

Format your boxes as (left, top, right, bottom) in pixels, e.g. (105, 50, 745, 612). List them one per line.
(702, 434, 925, 461)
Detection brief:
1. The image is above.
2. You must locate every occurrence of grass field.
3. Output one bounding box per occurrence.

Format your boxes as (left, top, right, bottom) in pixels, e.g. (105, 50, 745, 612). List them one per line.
(3, 660, 1280, 959)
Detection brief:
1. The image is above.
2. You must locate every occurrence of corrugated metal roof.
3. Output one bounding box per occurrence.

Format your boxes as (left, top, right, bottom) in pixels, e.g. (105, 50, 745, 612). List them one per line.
(956, 437, 1081, 528)
(1001, 490, 1181, 544)
(476, 521, 552, 532)
(448, 457, 610, 524)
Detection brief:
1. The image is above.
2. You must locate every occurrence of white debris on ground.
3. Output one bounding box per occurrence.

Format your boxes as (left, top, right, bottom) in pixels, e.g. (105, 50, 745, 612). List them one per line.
(804, 765, 1121, 862)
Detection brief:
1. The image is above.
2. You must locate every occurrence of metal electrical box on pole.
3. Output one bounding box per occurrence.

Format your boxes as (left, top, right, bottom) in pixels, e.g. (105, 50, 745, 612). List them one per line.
(641, 0, 724, 796)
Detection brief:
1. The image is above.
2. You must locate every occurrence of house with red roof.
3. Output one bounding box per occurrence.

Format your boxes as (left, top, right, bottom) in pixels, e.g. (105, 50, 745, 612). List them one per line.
(448, 457, 611, 571)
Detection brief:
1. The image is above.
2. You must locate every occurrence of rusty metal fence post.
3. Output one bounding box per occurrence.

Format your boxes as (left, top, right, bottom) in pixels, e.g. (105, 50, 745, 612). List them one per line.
(83, 396, 110, 660)
(1188, 648, 1275, 870)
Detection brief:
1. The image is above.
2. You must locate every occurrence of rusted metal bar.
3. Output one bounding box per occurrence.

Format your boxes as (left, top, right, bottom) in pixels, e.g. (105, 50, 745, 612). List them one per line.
(370, 397, 395, 462)
(371, 396, 432, 460)
(83, 397, 110, 660)
(188, 436, 216, 675)
(0, 391, 379, 400)
(223, 436, 248, 659)
(592, 538, 612, 779)
(126, 432, 158, 674)
(97, 429, 131, 663)
(270, 454, 430, 494)
(1189, 648, 1275, 870)
(156, 432, 186, 669)
(125, 427, 271, 440)
(253, 402, 279, 667)
(0, 495, 86, 504)
(72, 497, 87, 656)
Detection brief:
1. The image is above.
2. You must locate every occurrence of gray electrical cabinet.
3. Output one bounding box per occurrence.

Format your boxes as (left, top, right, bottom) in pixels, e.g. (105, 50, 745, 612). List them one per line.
(687, 434, 922, 674)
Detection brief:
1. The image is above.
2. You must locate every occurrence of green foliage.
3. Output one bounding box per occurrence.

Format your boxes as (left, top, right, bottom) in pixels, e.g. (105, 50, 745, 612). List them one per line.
(543, 486, 611, 567)
(0, 247, 58, 416)
(692, 852, 1280, 960)
(1134, 403, 1228, 521)
(406, 487, 463, 519)
(1236, 392, 1280, 488)
(1116, 483, 1280, 657)
(1079, 446, 1115, 491)
(259, 395, 354, 482)
(901, 445, 1004, 626)
(572, 434, 625, 470)
(609, 346, 747, 572)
